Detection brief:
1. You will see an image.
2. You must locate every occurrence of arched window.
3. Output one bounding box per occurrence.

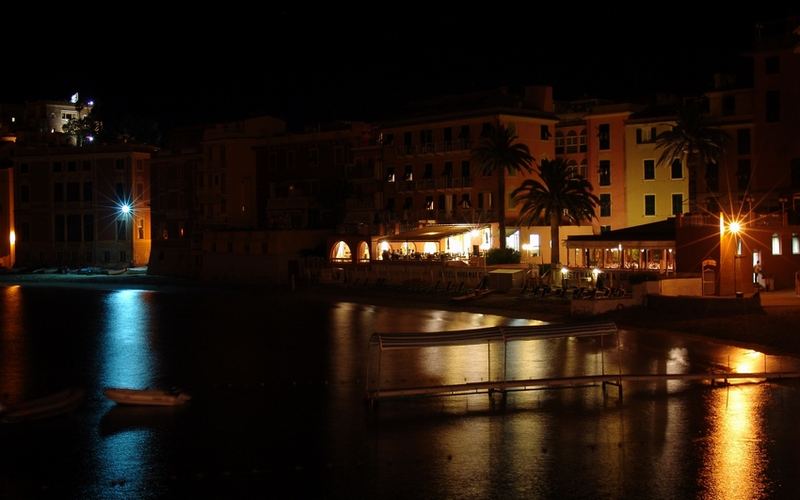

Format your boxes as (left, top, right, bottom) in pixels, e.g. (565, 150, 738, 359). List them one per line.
(357, 241, 370, 263)
(331, 241, 352, 262)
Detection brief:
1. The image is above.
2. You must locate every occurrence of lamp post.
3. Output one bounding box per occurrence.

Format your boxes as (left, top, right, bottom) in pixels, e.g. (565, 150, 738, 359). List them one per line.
(118, 202, 133, 267)
(728, 220, 742, 298)
(561, 266, 569, 291)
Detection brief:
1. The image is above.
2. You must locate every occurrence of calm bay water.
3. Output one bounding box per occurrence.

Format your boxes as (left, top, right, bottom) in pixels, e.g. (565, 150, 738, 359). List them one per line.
(2, 284, 800, 499)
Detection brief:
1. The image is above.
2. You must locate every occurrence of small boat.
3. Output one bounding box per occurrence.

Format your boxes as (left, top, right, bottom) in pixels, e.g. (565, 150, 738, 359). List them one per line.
(450, 288, 494, 303)
(103, 388, 191, 406)
(0, 388, 85, 423)
(106, 267, 128, 276)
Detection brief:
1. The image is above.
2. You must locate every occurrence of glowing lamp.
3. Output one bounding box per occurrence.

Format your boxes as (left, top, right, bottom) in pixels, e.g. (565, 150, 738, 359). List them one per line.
(9, 230, 15, 245)
(728, 221, 741, 234)
(120, 204, 131, 215)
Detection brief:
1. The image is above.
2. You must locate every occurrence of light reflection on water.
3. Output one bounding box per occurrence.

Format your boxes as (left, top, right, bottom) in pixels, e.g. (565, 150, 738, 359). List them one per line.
(699, 386, 769, 500)
(2, 286, 800, 499)
(94, 289, 157, 499)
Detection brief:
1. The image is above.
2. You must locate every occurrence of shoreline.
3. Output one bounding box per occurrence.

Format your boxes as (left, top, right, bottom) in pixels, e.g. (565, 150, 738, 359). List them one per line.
(3, 272, 800, 357)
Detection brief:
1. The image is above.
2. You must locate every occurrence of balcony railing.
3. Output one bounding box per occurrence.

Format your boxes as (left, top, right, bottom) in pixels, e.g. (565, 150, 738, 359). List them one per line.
(395, 140, 473, 156)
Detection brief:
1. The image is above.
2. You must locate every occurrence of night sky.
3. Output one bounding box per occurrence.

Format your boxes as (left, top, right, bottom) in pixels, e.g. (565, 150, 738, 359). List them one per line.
(4, 7, 797, 134)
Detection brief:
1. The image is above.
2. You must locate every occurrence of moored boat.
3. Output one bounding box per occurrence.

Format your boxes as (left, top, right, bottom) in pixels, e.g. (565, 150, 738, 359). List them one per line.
(103, 388, 191, 406)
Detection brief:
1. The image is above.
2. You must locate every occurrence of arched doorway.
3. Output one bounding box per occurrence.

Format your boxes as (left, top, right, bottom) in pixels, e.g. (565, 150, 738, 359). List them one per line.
(330, 241, 352, 263)
(357, 241, 370, 263)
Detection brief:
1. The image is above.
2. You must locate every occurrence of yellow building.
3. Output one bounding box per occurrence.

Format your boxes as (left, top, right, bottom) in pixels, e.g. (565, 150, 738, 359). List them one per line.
(13, 145, 155, 268)
(624, 108, 687, 228)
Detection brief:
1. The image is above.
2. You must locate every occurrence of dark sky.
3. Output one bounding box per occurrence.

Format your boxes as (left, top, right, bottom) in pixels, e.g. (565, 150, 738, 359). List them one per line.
(4, 7, 797, 132)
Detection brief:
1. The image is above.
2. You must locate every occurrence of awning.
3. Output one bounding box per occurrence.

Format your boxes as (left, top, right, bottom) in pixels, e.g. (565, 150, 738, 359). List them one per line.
(379, 224, 487, 242)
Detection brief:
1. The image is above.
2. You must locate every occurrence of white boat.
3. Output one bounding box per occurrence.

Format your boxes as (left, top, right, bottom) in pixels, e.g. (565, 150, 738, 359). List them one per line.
(0, 388, 85, 423)
(104, 388, 191, 406)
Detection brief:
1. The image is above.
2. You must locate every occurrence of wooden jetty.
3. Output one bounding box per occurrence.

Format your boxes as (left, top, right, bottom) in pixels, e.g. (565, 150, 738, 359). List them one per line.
(365, 322, 800, 406)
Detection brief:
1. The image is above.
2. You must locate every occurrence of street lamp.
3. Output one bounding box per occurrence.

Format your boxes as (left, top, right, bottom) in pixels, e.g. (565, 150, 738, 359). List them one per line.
(561, 266, 569, 290)
(728, 220, 742, 298)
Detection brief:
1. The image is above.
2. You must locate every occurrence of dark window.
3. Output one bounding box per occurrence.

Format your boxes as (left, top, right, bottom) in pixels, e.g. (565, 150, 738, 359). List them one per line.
(403, 197, 412, 209)
(555, 132, 564, 154)
(791, 159, 800, 189)
(443, 161, 453, 177)
(649, 127, 657, 142)
(425, 196, 434, 210)
(423, 163, 433, 179)
(460, 193, 471, 208)
(67, 214, 81, 242)
(540, 125, 551, 140)
(443, 127, 452, 145)
(54, 214, 65, 242)
(672, 194, 683, 215)
(579, 130, 587, 152)
(83, 215, 94, 241)
(671, 159, 682, 179)
(115, 183, 125, 201)
(737, 129, 751, 155)
(54, 183, 64, 202)
(765, 56, 780, 74)
(83, 182, 92, 202)
(67, 161, 77, 172)
(644, 194, 656, 216)
(722, 95, 736, 116)
(766, 91, 780, 122)
(600, 194, 611, 217)
(115, 158, 125, 170)
(480, 123, 492, 137)
(600, 225, 611, 234)
(566, 131, 578, 154)
(643, 159, 655, 180)
(20, 185, 29, 203)
(403, 165, 413, 181)
(706, 163, 719, 192)
(385, 167, 395, 182)
(438, 194, 445, 210)
(599, 160, 611, 186)
(82, 160, 91, 171)
(598, 124, 610, 150)
(117, 219, 127, 241)
(636, 128, 643, 144)
(478, 192, 484, 209)
(386, 198, 395, 211)
(461, 160, 470, 178)
(52, 161, 62, 172)
(737, 159, 751, 191)
(403, 132, 412, 153)
(66, 182, 80, 202)
(383, 133, 394, 146)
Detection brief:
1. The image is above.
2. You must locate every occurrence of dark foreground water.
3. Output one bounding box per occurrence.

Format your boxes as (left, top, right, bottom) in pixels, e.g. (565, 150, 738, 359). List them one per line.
(2, 284, 800, 499)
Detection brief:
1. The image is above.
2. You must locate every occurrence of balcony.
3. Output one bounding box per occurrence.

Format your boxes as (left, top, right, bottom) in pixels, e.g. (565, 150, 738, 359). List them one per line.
(395, 140, 473, 157)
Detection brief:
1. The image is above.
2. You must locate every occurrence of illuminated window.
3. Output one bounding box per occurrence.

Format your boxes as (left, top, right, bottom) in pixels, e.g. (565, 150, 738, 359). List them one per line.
(793, 234, 800, 255)
(772, 233, 781, 255)
(530, 234, 540, 257)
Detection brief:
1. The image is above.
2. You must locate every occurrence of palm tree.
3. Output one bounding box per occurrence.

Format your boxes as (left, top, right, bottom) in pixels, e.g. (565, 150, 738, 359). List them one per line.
(472, 124, 533, 249)
(511, 158, 600, 265)
(655, 102, 729, 213)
